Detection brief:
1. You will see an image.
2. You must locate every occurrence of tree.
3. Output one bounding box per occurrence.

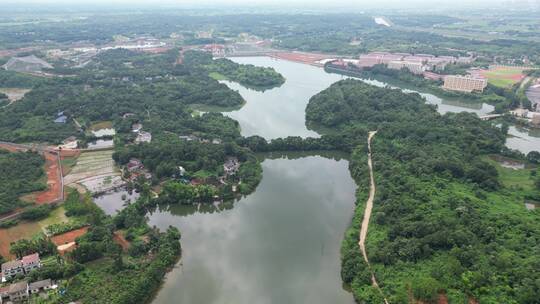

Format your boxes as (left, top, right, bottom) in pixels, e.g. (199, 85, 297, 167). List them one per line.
(527, 151, 540, 164)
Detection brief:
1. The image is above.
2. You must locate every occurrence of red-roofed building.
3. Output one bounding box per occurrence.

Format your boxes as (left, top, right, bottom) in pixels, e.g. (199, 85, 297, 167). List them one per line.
(21, 253, 40, 274)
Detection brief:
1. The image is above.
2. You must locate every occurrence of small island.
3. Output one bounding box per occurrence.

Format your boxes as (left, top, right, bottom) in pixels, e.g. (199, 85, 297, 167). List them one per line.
(185, 51, 285, 91)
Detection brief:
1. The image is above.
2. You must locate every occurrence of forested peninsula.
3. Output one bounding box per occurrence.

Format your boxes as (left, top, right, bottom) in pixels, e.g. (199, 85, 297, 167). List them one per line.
(304, 79, 540, 303)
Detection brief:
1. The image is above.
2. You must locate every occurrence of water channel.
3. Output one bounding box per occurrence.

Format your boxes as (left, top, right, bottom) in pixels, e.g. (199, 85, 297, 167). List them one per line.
(142, 56, 538, 303)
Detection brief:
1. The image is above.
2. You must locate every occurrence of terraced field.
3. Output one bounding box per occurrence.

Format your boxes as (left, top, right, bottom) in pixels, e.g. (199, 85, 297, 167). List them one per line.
(64, 150, 124, 194)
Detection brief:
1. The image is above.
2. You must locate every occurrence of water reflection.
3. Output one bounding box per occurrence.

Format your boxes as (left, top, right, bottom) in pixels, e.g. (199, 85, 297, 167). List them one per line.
(94, 188, 139, 216)
(149, 156, 356, 304)
(506, 125, 540, 154)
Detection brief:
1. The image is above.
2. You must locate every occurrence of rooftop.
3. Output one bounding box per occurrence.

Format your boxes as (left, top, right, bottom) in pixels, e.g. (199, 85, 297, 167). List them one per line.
(8, 281, 28, 293)
(22, 253, 40, 266)
(1, 260, 23, 272)
(29, 279, 52, 290)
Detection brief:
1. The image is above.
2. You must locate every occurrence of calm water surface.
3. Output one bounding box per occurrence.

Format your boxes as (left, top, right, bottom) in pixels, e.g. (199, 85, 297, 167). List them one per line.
(149, 56, 538, 304)
(94, 189, 139, 216)
(150, 156, 356, 304)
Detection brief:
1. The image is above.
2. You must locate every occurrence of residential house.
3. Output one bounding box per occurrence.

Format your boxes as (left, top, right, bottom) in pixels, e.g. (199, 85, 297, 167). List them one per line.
(131, 123, 143, 133)
(58, 136, 78, 150)
(8, 281, 29, 302)
(510, 108, 529, 118)
(29, 279, 54, 294)
(0, 285, 9, 303)
(179, 135, 199, 141)
(126, 158, 144, 172)
(1, 260, 23, 281)
(22, 253, 41, 274)
(54, 115, 67, 124)
(223, 157, 240, 176)
(135, 131, 152, 144)
(1, 253, 42, 281)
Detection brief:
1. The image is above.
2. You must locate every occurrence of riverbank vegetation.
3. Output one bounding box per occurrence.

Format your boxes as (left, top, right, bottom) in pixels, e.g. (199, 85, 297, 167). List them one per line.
(203, 55, 285, 90)
(114, 132, 263, 201)
(325, 63, 529, 113)
(0, 150, 45, 214)
(305, 79, 540, 303)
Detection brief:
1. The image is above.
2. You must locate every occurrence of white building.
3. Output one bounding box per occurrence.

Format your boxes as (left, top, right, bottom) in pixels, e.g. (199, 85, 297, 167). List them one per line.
(387, 60, 427, 75)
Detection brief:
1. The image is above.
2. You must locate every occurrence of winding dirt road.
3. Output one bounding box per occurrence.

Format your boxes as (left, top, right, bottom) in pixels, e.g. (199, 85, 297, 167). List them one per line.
(358, 131, 389, 304)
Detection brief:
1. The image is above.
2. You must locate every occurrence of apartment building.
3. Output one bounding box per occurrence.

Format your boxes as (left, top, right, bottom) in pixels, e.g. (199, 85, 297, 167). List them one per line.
(387, 60, 427, 74)
(358, 52, 404, 67)
(443, 75, 488, 93)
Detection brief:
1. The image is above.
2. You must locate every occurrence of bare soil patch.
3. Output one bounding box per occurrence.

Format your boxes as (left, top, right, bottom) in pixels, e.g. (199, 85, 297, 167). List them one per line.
(34, 152, 62, 204)
(51, 226, 89, 246)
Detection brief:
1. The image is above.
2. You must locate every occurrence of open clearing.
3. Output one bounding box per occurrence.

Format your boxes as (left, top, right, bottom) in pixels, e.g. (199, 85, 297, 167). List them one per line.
(51, 226, 89, 246)
(35, 152, 62, 204)
(0, 88, 30, 107)
(64, 150, 123, 194)
(479, 66, 527, 88)
(0, 207, 67, 259)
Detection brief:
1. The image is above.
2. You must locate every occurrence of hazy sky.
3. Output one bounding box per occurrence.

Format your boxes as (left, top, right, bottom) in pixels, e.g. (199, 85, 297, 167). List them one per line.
(1, 0, 510, 7)
(3, 0, 539, 12)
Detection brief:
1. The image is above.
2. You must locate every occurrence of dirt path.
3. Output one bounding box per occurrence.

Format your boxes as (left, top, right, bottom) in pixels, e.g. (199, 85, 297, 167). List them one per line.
(358, 131, 389, 304)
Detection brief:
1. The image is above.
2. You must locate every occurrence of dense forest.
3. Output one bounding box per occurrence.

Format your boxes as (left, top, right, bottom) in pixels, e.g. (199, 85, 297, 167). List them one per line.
(305, 79, 540, 303)
(0, 49, 257, 143)
(114, 132, 263, 197)
(185, 51, 285, 90)
(0, 150, 45, 214)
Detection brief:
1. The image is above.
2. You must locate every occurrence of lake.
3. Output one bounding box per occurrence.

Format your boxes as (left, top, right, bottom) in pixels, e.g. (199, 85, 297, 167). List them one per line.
(148, 56, 538, 303)
(149, 155, 356, 304)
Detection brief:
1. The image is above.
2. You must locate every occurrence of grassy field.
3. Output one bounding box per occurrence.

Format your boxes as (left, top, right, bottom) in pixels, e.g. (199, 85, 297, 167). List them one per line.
(480, 66, 527, 88)
(208, 71, 228, 80)
(0, 207, 67, 259)
(88, 121, 113, 131)
(484, 156, 536, 191)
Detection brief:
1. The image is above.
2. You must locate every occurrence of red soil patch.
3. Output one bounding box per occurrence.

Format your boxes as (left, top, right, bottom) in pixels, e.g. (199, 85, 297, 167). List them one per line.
(0, 230, 16, 259)
(468, 298, 479, 304)
(113, 231, 130, 251)
(59, 149, 80, 159)
(51, 226, 89, 246)
(34, 152, 62, 205)
(271, 52, 332, 65)
(0, 143, 24, 153)
(438, 293, 449, 304)
(479, 67, 526, 82)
